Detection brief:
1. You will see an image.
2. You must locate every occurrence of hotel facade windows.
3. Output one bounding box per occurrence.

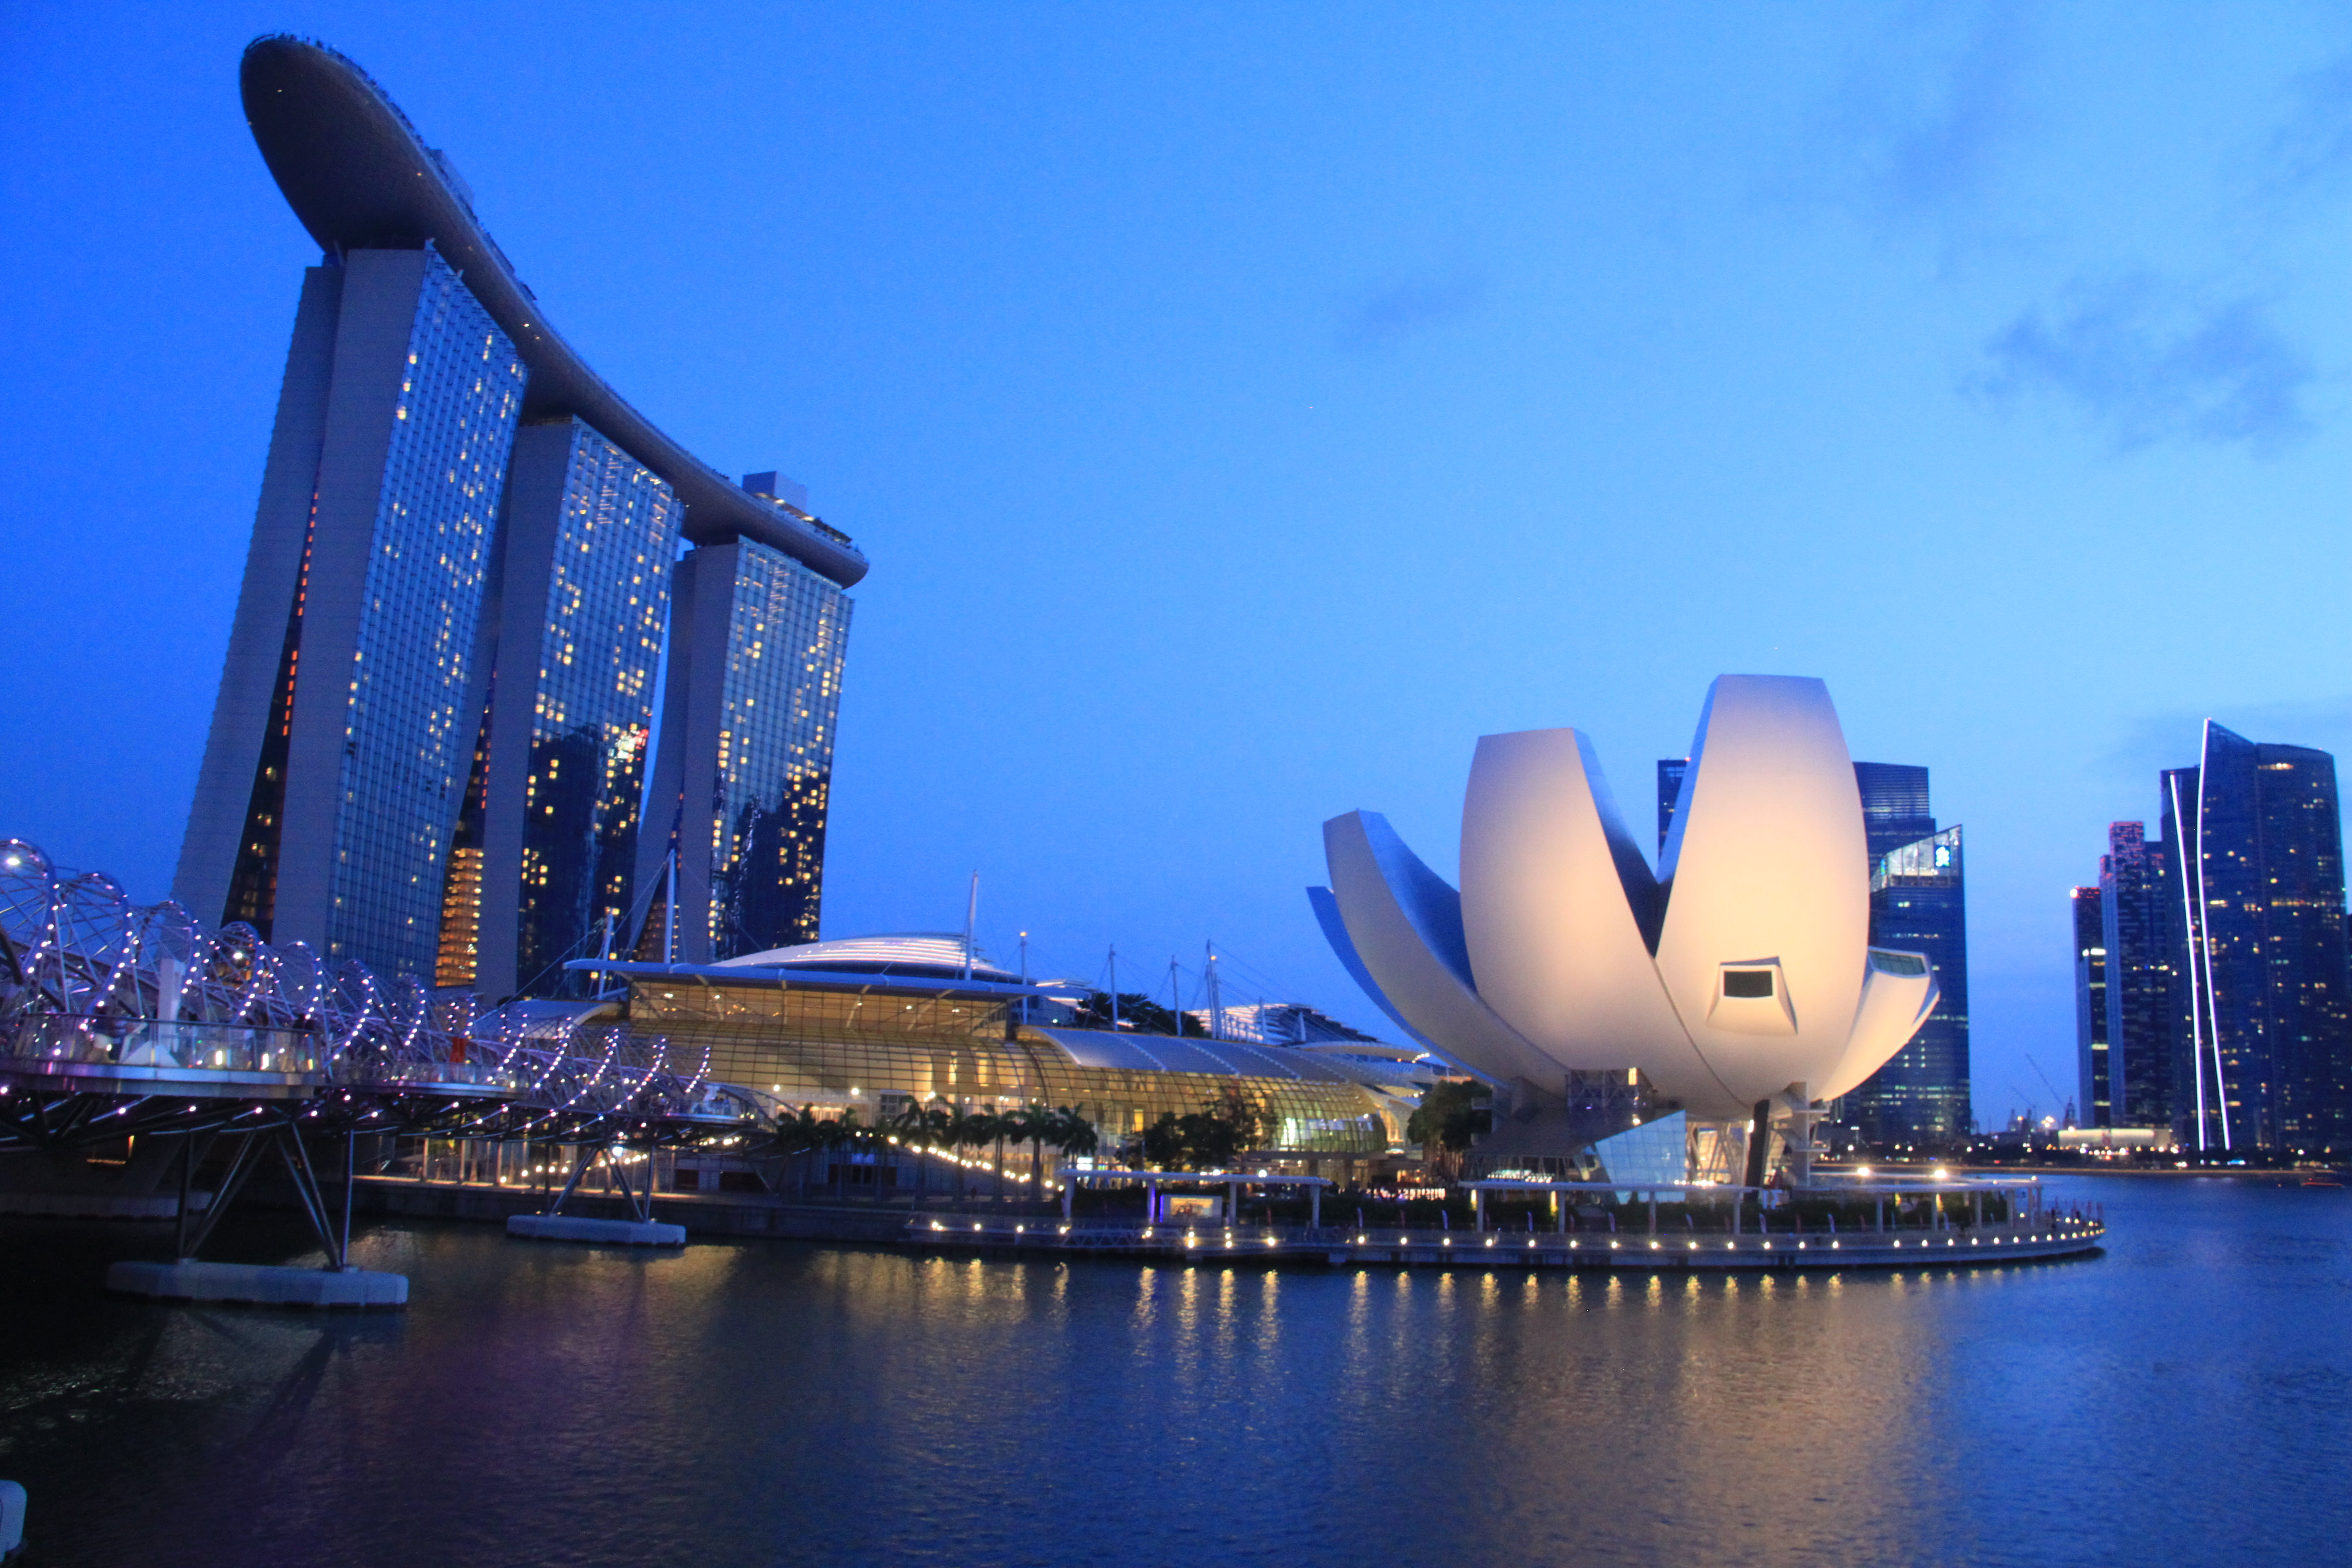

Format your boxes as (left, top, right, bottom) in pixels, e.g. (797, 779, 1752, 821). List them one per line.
(445, 419, 683, 997)
(182, 39, 871, 993)
(639, 530, 853, 964)
(178, 246, 525, 978)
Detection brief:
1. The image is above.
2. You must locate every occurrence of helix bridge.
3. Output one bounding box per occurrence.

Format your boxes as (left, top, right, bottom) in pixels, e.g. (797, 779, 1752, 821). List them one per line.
(0, 837, 772, 1273)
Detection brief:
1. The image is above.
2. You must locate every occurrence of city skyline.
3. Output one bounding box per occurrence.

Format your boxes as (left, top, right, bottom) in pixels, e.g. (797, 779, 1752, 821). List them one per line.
(9, 5, 2352, 1123)
(2071, 727, 2352, 1151)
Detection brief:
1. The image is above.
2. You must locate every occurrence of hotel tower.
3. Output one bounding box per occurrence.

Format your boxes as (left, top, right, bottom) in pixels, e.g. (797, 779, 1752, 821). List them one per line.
(175, 37, 866, 994)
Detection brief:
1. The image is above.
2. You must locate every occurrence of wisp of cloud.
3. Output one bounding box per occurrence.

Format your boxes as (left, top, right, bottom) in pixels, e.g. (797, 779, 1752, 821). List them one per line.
(1337, 271, 1486, 352)
(1975, 274, 2315, 451)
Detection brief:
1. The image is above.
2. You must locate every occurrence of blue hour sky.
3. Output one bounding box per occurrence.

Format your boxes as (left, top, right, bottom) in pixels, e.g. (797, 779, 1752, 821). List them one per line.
(6, 2, 2350, 1128)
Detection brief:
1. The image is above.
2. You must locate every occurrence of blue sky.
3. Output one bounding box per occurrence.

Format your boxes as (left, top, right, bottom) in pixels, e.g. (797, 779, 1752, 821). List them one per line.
(5, 2, 2350, 1128)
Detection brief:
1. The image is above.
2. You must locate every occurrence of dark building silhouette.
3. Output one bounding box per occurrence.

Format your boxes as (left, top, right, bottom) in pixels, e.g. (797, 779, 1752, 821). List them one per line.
(2096, 821, 2174, 1130)
(1851, 816, 1969, 1143)
(1853, 762, 1936, 863)
(1656, 758, 1687, 854)
(2158, 724, 2351, 1153)
(2072, 886, 2110, 1126)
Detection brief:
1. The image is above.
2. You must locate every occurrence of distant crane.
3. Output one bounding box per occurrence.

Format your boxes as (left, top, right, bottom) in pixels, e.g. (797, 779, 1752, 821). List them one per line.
(2025, 1055, 2070, 1126)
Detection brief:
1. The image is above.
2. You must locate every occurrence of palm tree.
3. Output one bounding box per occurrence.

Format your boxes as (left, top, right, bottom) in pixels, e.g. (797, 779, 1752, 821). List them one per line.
(986, 1109, 1013, 1204)
(1046, 1106, 1100, 1211)
(889, 1101, 953, 1203)
(816, 1110, 861, 1200)
(774, 1105, 829, 1200)
(949, 1109, 995, 1203)
(1010, 1103, 1058, 1205)
(1049, 1105, 1099, 1166)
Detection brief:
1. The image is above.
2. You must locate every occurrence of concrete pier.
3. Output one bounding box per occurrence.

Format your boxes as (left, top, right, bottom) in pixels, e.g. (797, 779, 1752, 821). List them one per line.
(104, 1260, 409, 1308)
(506, 1214, 686, 1245)
(1, 1478, 24, 1564)
(0, 1192, 209, 1221)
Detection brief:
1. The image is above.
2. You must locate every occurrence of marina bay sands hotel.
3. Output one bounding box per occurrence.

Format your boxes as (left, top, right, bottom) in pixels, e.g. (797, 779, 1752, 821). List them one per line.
(176, 36, 865, 995)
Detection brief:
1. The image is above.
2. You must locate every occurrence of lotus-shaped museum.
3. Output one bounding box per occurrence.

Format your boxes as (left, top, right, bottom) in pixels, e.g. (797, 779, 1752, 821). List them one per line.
(1311, 676, 1936, 1124)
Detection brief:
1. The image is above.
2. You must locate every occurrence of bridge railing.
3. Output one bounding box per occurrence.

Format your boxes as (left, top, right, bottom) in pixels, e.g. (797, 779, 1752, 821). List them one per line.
(0, 835, 770, 1131)
(1, 1013, 321, 1074)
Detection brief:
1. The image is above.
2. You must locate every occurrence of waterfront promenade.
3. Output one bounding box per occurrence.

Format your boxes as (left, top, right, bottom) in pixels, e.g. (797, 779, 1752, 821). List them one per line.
(907, 1207, 2105, 1269)
(324, 1158, 2106, 1273)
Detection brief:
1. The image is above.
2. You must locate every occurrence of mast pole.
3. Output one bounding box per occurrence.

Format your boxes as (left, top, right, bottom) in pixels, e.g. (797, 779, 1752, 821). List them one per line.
(1206, 940, 1221, 1041)
(663, 846, 678, 965)
(963, 872, 979, 981)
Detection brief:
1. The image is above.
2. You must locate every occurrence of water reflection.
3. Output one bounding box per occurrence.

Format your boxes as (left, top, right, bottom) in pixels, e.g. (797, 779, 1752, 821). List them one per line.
(0, 1177, 2346, 1567)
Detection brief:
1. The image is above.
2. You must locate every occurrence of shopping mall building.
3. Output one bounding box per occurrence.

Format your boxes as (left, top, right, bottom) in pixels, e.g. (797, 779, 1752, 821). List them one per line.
(569, 935, 1432, 1187)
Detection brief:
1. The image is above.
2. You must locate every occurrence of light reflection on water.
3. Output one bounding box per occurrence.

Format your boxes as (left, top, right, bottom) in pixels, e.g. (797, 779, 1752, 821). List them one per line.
(0, 1175, 2346, 1568)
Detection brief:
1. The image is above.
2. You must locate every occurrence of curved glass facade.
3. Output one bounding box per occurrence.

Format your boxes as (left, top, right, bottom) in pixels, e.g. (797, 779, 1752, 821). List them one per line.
(626, 977, 1396, 1156)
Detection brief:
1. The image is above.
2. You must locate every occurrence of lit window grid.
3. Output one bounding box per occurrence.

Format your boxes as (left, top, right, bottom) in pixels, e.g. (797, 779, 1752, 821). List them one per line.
(514, 420, 679, 982)
(436, 845, 485, 988)
(1849, 827, 1971, 1141)
(327, 249, 526, 978)
(699, 540, 852, 957)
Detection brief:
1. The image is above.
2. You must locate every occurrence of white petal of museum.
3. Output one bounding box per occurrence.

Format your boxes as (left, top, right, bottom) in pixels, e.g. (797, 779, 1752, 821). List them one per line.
(1312, 676, 1936, 1121)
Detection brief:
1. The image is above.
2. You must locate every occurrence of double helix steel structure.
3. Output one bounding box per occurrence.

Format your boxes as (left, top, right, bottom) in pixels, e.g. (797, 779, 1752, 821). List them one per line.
(0, 836, 768, 1157)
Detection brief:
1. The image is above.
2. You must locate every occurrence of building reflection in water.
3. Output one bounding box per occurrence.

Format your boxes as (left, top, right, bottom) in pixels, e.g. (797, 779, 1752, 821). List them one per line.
(4, 1180, 2346, 1568)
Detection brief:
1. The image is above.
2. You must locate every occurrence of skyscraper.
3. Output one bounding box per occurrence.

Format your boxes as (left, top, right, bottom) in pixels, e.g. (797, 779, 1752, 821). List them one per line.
(1655, 758, 1687, 854)
(2159, 723, 2351, 1153)
(1852, 762, 1937, 864)
(177, 38, 868, 988)
(178, 246, 527, 977)
(448, 419, 682, 996)
(2072, 885, 2110, 1127)
(2098, 821, 2173, 1129)
(1851, 819, 1970, 1142)
(637, 521, 853, 963)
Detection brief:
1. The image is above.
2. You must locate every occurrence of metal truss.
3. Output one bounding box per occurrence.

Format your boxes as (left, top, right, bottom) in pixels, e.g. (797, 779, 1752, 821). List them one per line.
(0, 836, 769, 1155)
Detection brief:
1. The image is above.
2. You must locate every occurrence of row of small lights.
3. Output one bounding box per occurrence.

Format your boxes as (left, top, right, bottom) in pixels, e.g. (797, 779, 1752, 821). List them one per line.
(886, 1137, 1049, 1184)
(922, 1211, 2095, 1251)
(920, 1226, 2090, 1251)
